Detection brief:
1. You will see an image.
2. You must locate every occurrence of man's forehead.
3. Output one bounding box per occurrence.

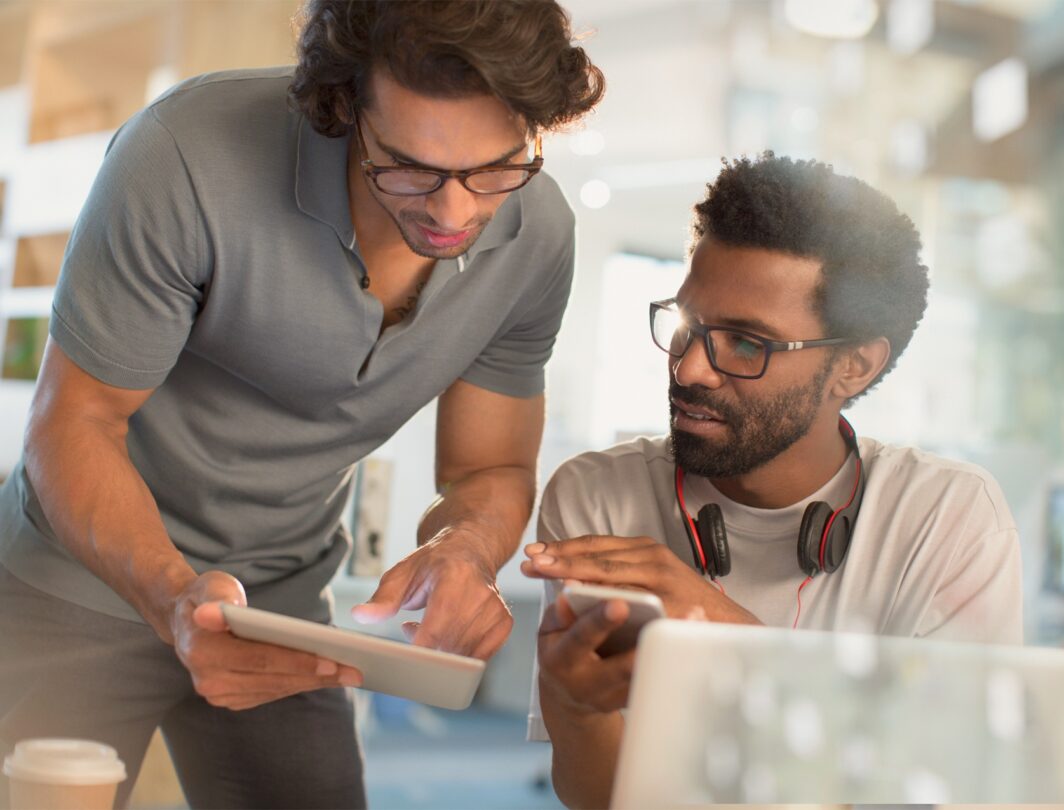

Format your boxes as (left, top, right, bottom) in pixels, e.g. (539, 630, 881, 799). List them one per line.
(678, 238, 825, 327)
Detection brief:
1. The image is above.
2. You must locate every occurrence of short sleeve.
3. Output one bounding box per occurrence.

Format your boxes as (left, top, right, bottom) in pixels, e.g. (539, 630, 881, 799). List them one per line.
(460, 237, 575, 399)
(50, 107, 208, 390)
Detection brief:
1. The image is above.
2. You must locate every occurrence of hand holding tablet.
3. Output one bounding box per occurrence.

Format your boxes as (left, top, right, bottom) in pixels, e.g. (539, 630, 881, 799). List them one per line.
(221, 604, 485, 711)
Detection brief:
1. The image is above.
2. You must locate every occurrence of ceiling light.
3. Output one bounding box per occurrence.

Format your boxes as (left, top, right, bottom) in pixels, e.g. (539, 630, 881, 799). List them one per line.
(579, 179, 611, 209)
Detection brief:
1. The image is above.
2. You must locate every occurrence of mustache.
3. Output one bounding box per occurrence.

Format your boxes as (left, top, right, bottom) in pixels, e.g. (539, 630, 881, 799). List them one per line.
(669, 382, 741, 424)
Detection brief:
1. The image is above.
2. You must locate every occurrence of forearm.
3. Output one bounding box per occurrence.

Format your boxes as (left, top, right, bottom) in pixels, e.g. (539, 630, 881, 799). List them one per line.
(542, 696, 624, 809)
(25, 418, 196, 642)
(418, 465, 536, 573)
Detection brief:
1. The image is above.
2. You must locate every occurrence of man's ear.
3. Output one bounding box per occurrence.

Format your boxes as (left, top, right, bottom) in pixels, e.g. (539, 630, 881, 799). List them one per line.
(829, 337, 891, 401)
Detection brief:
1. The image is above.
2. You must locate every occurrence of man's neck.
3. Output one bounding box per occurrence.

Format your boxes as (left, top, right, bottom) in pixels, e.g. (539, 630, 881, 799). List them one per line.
(709, 416, 851, 510)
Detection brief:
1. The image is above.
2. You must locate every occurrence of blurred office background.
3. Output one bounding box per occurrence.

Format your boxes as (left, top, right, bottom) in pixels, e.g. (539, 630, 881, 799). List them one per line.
(1, 0, 1063, 807)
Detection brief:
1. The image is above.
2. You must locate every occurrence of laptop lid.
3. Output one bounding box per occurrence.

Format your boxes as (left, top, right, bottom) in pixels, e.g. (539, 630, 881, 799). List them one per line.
(612, 620, 1064, 806)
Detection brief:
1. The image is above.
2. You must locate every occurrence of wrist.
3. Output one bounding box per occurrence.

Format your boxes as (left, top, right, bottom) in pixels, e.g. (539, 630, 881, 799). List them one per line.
(139, 562, 198, 645)
(424, 522, 510, 576)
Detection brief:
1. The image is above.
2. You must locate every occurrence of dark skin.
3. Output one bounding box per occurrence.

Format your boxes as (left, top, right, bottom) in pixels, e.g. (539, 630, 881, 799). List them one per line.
(526, 236, 891, 807)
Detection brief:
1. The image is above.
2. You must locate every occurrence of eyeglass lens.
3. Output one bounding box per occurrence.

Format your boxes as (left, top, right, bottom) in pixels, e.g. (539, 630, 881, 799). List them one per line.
(651, 305, 768, 377)
(374, 167, 537, 196)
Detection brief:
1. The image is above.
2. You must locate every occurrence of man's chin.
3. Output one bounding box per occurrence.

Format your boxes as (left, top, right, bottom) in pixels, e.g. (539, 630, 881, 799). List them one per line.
(669, 427, 740, 479)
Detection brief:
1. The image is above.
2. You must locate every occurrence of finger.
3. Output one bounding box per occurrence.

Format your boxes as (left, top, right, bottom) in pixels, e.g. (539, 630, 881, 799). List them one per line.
(542, 536, 659, 557)
(350, 563, 425, 624)
(201, 672, 362, 710)
(401, 621, 420, 642)
(198, 634, 340, 678)
(528, 554, 650, 586)
(538, 601, 573, 635)
(414, 585, 510, 655)
(193, 601, 231, 632)
(448, 597, 513, 657)
(560, 596, 581, 629)
(469, 619, 513, 661)
(519, 559, 549, 579)
(552, 600, 630, 660)
(194, 666, 363, 706)
(524, 542, 547, 557)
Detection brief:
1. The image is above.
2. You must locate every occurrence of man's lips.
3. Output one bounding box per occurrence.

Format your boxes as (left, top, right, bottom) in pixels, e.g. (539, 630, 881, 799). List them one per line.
(671, 397, 726, 423)
(417, 224, 474, 248)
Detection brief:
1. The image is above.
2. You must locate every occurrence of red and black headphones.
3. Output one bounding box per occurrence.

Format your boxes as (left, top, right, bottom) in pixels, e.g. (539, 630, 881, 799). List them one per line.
(674, 415, 865, 580)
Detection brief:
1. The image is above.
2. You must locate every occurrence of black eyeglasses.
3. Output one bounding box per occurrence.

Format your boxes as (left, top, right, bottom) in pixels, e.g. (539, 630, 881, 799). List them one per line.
(649, 298, 850, 380)
(355, 115, 543, 197)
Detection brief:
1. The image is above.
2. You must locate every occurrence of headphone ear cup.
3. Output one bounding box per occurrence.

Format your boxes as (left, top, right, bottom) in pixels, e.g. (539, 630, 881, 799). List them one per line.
(797, 501, 834, 577)
(696, 503, 730, 578)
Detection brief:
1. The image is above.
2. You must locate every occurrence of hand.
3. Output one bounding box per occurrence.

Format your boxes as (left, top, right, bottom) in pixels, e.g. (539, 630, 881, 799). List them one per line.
(350, 529, 513, 659)
(171, 571, 364, 711)
(537, 594, 637, 714)
(521, 536, 761, 625)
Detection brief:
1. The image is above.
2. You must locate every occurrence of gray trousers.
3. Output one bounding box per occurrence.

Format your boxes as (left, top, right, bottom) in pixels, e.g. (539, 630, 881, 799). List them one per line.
(0, 565, 366, 809)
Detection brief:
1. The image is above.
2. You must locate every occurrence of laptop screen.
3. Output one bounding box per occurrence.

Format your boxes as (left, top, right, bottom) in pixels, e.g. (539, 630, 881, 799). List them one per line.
(612, 621, 1064, 806)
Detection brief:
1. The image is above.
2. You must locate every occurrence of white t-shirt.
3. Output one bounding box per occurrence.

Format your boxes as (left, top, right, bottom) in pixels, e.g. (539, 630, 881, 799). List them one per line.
(527, 435, 1023, 740)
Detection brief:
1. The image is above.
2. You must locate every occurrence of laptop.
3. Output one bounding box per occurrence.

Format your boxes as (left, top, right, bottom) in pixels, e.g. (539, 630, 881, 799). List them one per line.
(611, 620, 1064, 806)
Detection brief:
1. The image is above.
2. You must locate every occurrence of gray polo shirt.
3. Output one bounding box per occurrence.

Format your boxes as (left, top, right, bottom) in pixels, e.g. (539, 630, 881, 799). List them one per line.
(0, 67, 575, 623)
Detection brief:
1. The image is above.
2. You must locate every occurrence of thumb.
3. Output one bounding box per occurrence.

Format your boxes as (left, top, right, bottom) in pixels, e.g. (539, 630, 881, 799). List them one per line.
(189, 572, 246, 632)
(192, 601, 231, 632)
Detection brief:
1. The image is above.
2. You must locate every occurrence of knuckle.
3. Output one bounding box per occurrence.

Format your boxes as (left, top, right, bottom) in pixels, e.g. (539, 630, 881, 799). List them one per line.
(194, 675, 224, 698)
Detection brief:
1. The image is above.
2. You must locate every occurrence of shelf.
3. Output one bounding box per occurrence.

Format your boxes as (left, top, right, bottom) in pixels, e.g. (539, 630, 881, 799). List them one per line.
(14, 233, 68, 288)
(26, 2, 174, 144)
(23, 0, 299, 145)
(1, 315, 47, 381)
(0, 286, 54, 318)
(6, 131, 111, 235)
(0, 2, 30, 90)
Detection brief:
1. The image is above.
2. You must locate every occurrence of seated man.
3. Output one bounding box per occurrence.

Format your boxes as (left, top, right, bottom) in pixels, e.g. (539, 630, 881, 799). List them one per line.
(521, 153, 1023, 809)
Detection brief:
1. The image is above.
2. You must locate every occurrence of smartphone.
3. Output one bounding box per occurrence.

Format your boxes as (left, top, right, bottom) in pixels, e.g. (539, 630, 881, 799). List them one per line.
(561, 582, 666, 657)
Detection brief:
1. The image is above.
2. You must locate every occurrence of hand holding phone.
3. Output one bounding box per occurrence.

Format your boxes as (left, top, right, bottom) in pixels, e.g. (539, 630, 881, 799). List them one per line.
(561, 582, 665, 657)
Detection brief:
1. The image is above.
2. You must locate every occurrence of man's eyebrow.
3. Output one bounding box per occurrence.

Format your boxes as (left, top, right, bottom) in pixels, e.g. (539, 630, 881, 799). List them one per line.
(676, 302, 784, 339)
(375, 137, 529, 169)
(716, 315, 785, 338)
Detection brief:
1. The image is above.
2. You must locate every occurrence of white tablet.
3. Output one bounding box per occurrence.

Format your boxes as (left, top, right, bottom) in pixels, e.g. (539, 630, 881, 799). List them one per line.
(220, 604, 485, 711)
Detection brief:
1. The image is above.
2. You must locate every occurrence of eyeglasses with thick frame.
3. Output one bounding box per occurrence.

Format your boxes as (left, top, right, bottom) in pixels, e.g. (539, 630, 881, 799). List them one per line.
(649, 298, 851, 380)
(354, 114, 543, 197)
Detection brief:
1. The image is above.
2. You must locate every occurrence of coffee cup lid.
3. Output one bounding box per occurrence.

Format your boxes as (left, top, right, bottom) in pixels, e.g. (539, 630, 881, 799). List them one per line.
(3, 739, 127, 786)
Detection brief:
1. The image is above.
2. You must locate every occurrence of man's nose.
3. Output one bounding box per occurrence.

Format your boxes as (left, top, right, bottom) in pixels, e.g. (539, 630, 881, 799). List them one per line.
(672, 337, 726, 390)
(424, 177, 479, 231)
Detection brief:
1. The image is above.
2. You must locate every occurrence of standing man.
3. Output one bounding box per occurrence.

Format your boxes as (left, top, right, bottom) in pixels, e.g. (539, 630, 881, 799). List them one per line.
(0, 1, 603, 807)
(522, 154, 1023, 808)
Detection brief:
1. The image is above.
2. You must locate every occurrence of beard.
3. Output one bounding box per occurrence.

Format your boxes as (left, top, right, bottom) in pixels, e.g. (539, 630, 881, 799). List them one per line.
(668, 361, 833, 479)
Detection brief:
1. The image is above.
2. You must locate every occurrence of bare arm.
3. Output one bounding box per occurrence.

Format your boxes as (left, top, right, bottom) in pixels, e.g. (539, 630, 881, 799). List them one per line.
(24, 339, 362, 708)
(25, 339, 192, 640)
(352, 379, 543, 658)
(537, 597, 633, 809)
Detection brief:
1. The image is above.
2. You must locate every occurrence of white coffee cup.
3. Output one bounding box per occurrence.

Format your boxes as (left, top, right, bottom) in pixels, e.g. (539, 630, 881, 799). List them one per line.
(4, 738, 126, 810)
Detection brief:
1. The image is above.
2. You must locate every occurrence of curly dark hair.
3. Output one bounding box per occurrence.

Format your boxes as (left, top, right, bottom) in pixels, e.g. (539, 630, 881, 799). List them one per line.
(289, 0, 605, 137)
(691, 152, 929, 402)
